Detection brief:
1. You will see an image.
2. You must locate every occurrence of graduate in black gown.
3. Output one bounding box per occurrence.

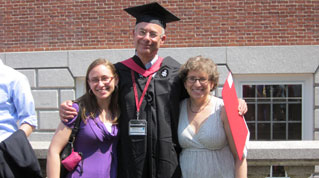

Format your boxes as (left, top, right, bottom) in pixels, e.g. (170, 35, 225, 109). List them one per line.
(115, 3, 185, 178)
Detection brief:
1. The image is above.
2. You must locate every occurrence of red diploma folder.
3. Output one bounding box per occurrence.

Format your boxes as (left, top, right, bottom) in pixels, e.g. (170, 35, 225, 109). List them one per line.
(222, 72, 249, 160)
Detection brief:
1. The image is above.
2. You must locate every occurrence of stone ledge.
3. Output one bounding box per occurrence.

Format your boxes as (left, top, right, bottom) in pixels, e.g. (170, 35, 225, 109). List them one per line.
(247, 141, 319, 168)
(5, 51, 68, 68)
(227, 45, 319, 74)
(31, 141, 50, 159)
(247, 141, 319, 161)
(31, 140, 319, 178)
(29, 132, 54, 142)
(32, 140, 319, 161)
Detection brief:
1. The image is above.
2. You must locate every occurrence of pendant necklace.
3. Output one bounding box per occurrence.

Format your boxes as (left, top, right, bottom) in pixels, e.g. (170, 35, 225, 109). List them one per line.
(189, 96, 211, 113)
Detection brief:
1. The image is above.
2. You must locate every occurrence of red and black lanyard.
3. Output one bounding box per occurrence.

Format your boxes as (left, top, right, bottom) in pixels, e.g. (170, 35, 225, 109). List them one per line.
(121, 57, 164, 120)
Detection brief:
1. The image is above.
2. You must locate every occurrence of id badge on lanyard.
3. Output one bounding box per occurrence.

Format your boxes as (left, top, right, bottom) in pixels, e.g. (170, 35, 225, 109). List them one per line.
(128, 70, 152, 136)
(129, 120, 147, 136)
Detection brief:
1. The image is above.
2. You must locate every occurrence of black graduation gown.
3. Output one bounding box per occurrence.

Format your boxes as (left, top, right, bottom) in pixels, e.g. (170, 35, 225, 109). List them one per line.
(115, 55, 186, 178)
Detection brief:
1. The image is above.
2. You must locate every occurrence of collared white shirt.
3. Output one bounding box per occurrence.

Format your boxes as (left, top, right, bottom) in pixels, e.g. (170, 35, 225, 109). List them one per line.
(144, 55, 159, 77)
(145, 54, 158, 69)
(0, 59, 37, 142)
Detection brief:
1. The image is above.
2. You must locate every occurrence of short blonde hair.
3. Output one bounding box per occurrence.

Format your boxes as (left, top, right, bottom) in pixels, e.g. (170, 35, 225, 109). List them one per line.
(179, 56, 219, 91)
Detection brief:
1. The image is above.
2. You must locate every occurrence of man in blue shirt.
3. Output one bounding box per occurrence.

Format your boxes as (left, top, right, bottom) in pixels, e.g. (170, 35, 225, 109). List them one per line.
(0, 59, 42, 178)
(0, 59, 37, 142)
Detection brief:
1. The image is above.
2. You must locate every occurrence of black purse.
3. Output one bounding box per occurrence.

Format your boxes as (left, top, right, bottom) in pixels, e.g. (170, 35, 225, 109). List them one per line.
(60, 104, 83, 178)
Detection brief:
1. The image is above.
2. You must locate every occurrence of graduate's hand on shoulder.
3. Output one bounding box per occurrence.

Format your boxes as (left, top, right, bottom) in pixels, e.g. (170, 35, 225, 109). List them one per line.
(59, 100, 77, 122)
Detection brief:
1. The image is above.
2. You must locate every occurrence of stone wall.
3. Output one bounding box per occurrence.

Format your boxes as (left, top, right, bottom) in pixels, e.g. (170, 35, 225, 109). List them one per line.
(1, 46, 318, 139)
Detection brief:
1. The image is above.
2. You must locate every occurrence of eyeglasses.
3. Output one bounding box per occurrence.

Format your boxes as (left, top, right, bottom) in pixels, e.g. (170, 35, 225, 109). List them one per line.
(89, 76, 114, 84)
(186, 76, 209, 84)
(136, 29, 160, 38)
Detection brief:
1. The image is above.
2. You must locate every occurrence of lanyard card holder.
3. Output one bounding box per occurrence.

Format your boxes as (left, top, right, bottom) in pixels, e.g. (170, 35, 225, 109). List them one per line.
(129, 120, 147, 136)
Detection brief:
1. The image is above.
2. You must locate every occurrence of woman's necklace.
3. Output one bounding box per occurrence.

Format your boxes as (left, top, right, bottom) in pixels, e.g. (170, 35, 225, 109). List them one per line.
(188, 96, 211, 113)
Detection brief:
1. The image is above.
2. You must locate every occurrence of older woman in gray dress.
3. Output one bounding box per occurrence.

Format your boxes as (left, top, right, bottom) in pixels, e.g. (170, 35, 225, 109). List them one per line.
(178, 56, 247, 178)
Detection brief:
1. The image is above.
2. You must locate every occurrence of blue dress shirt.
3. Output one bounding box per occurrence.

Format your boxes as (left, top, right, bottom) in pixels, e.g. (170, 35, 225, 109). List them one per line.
(144, 54, 158, 69)
(0, 59, 37, 142)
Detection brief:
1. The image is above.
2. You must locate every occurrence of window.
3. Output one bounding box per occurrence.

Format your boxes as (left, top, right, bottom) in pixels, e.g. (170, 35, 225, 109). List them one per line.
(234, 74, 313, 140)
(266, 166, 289, 178)
(243, 84, 302, 140)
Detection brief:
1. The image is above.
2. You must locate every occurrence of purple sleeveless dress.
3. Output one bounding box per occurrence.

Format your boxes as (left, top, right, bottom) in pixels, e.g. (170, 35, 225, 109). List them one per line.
(63, 103, 119, 178)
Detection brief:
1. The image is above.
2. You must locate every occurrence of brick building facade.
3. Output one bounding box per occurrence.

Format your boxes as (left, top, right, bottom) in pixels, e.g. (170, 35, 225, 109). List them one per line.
(1, 0, 318, 52)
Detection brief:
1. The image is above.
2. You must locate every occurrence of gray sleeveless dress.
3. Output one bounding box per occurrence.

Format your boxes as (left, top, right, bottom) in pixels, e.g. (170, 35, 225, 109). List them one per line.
(178, 97, 235, 178)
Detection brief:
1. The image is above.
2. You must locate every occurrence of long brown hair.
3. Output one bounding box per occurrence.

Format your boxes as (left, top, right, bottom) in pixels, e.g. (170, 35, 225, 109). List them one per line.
(76, 58, 120, 124)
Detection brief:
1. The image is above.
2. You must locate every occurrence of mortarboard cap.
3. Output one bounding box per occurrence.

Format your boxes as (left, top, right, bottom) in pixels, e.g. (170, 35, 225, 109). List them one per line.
(124, 2, 180, 29)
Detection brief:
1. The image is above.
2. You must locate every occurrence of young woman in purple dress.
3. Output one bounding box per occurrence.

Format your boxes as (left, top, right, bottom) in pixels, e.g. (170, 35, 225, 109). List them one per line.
(47, 58, 120, 178)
